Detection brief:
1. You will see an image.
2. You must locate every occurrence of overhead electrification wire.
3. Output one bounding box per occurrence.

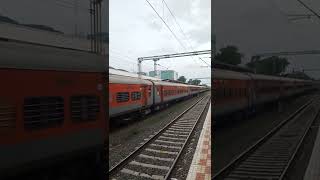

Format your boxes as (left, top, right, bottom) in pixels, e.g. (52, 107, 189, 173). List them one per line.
(145, 0, 201, 68)
(145, 0, 207, 68)
(49, 0, 90, 12)
(296, 0, 320, 20)
(110, 54, 154, 68)
(161, 0, 211, 67)
(145, 0, 209, 67)
(110, 48, 156, 69)
(110, 49, 137, 61)
(161, 0, 193, 48)
(145, 0, 187, 50)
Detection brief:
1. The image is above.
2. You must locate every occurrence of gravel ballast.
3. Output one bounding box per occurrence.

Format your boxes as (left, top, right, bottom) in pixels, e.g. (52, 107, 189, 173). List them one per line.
(109, 92, 210, 170)
(213, 93, 315, 175)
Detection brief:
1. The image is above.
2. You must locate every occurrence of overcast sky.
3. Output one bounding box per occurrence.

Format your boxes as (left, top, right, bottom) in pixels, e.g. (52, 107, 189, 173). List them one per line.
(0, 0, 107, 35)
(110, 0, 211, 85)
(213, 0, 320, 78)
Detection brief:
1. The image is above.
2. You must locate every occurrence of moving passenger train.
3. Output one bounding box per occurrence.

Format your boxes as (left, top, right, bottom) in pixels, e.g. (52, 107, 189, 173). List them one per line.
(109, 74, 209, 120)
(213, 68, 314, 120)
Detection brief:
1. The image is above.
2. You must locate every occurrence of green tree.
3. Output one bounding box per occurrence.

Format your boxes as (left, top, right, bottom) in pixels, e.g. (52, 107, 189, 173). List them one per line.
(246, 56, 289, 75)
(187, 79, 201, 85)
(214, 45, 243, 65)
(177, 76, 187, 83)
(192, 79, 201, 85)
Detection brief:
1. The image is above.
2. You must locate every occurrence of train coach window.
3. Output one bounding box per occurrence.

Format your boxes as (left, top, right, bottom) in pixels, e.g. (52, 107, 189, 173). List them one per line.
(0, 100, 15, 132)
(24, 97, 64, 130)
(131, 92, 141, 101)
(116, 92, 130, 102)
(71, 96, 100, 122)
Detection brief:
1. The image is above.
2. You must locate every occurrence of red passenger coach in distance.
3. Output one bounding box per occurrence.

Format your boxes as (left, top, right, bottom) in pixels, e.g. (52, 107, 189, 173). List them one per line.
(213, 68, 314, 120)
(109, 74, 208, 120)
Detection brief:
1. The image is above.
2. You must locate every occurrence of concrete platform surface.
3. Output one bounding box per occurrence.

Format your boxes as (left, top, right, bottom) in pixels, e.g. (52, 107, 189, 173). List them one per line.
(304, 125, 320, 180)
(186, 103, 211, 180)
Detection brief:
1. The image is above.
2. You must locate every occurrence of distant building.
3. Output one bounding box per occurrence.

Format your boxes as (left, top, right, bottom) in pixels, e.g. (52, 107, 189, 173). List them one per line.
(161, 70, 178, 80)
(149, 71, 159, 78)
(149, 70, 178, 80)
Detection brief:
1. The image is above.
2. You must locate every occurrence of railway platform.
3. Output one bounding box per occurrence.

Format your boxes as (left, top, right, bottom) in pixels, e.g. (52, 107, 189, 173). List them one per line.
(304, 123, 320, 179)
(186, 103, 211, 180)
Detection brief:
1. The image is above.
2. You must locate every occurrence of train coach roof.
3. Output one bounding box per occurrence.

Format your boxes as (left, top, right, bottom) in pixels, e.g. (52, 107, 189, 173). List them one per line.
(188, 84, 206, 88)
(109, 74, 152, 85)
(153, 80, 190, 87)
(248, 73, 283, 81)
(0, 40, 106, 72)
(213, 68, 250, 80)
(249, 73, 306, 82)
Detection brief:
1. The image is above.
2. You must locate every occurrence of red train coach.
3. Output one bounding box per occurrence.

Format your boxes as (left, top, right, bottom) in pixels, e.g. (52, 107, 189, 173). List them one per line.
(109, 74, 153, 118)
(213, 69, 251, 117)
(109, 74, 207, 120)
(0, 40, 107, 177)
(213, 67, 314, 121)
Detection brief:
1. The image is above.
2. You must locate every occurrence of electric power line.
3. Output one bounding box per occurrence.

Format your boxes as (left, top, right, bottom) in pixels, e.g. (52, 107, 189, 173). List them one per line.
(145, 0, 210, 67)
(296, 0, 320, 20)
(145, 0, 187, 50)
(162, 0, 211, 67)
(110, 54, 156, 72)
(110, 49, 158, 70)
(50, 0, 91, 12)
(110, 48, 139, 61)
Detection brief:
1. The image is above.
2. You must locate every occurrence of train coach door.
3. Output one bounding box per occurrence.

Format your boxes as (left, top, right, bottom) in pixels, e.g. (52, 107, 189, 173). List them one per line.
(160, 86, 164, 103)
(247, 79, 255, 112)
(141, 85, 148, 107)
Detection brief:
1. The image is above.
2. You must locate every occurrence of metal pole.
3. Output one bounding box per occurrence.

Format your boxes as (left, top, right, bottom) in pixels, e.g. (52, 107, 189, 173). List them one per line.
(95, 1, 98, 53)
(138, 58, 142, 79)
(99, 2, 102, 53)
(296, 0, 320, 20)
(98, 1, 101, 53)
(154, 59, 157, 78)
(74, 0, 78, 36)
(93, 1, 96, 53)
(90, 0, 93, 52)
(96, 1, 99, 53)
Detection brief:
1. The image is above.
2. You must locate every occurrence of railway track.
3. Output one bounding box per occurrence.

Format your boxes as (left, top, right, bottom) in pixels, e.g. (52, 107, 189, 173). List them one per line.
(109, 95, 211, 180)
(213, 97, 320, 180)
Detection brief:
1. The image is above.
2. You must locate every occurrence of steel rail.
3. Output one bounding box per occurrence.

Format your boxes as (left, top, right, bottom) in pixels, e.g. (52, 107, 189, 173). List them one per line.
(164, 96, 211, 179)
(213, 98, 314, 179)
(279, 103, 320, 179)
(109, 94, 210, 178)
